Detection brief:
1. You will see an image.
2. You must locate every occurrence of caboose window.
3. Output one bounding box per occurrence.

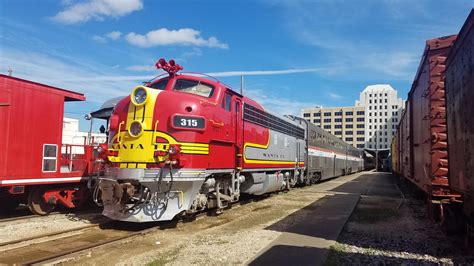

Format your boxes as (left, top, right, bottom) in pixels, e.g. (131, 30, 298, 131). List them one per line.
(173, 79, 214, 98)
(42, 144, 58, 172)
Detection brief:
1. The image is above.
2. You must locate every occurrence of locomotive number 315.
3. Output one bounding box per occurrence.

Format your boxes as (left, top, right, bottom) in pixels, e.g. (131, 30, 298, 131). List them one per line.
(181, 118, 198, 127)
(173, 115, 205, 129)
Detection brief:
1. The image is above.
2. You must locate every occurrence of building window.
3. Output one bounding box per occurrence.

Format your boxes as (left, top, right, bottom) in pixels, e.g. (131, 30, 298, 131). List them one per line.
(369, 100, 372, 104)
(369, 113, 372, 116)
(335, 118, 342, 122)
(385, 131, 387, 136)
(379, 119, 382, 123)
(314, 112, 321, 117)
(324, 112, 331, 116)
(346, 124, 353, 128)
(374, 125, 377, 129)
(346, 131, 353, 135)
(335, 111, 342, 116)
(384, 125, 388, 129)
(357, 144, 365, 148)
(335, 131, 342, 135)
(335, 124, 342, 129)
(374, 106, 377, 110)
(380, 106, 382, 110)
(385, 119, 388, 122)
(345, 137, 353, 141)
(385, 112, 388, 116)
(303, 113, 311, 117)
(357, 130, 364, 135)
(380, 144, 383, 149)
(394, 111, 398, 116)
(369, 125, 372, 129)
(356, 111, 364, 115)
(357, 137, 364, 141)
(369, 94, 372, 97)
(324, 118, 331, 123)
(369, 106, 372, 110)
(346, 118, 353, 122)
(324, 125, 331, 129)
(313, 119, 320, 123)
(380, 138, 383, 142)
(379, 112, 382, 116)
(375, 99, 377, 103)
(43, 144, 58, 172)
(368, 144, 372, 148)
(357, 124, 364, 128)
(385, 105, 388, 109)
(369, 119, 372, 123)
(385, 99, 387, 103)
(385, 93, 387, 96)
(345, 111, 353, 116)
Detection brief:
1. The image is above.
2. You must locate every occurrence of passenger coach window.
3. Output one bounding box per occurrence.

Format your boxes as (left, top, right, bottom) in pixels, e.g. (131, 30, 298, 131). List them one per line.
(173, 79, 214, 98)
(149, 79, 169, 90)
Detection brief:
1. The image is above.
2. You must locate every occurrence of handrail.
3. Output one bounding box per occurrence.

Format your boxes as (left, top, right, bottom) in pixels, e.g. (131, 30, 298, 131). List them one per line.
(117, 121, 125, 144)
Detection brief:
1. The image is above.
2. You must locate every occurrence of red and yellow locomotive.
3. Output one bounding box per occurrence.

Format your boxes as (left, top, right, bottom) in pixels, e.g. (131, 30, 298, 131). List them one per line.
(98, 59, 307, 222)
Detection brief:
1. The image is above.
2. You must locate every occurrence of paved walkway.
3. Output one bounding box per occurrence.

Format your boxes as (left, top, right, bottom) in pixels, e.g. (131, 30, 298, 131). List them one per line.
(247, 171, 401, 266)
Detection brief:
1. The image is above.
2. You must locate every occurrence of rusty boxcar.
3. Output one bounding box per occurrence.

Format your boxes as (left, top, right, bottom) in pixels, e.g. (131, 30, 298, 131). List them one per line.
(445, 9, 474, 232)
(407, 35, 458, 203)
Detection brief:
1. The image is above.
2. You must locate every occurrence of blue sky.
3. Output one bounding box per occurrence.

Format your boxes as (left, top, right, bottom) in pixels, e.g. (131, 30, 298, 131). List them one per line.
(1, 0, 472, 131)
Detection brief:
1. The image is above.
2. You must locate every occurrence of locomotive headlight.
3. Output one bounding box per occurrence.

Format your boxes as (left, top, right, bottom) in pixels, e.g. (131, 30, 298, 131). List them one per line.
(128, 121, 144, 137)
(131, 87, 148, 106)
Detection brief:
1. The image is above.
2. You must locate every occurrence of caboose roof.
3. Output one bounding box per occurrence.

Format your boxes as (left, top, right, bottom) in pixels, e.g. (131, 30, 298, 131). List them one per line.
(0, 74, 86, 101)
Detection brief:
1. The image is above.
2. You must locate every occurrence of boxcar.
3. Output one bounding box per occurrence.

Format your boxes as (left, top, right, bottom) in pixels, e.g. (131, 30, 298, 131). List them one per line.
(445, 10, 474, 229)
(405, 35, 458, 200)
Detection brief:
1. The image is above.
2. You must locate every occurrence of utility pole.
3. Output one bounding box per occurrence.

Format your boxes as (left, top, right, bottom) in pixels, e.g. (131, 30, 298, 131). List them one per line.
(7, 66, 12, 77)
(240, 76, 244, 95)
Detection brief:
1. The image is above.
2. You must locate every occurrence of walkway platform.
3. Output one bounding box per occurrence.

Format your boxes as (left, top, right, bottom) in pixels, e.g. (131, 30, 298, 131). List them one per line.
(248, 171, 400, 265)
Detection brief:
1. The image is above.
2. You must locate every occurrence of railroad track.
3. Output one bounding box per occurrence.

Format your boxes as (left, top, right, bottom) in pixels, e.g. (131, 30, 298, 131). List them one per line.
(0, 194, 270, 265)
(0, 184, 321, 264)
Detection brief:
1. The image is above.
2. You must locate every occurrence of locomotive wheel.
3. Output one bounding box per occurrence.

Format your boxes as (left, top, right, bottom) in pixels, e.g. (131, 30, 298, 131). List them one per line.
(28, 187, 56, 215)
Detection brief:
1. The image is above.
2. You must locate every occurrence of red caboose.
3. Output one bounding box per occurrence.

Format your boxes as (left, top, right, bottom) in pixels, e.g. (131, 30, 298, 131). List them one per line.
(0, 74, 99, 215)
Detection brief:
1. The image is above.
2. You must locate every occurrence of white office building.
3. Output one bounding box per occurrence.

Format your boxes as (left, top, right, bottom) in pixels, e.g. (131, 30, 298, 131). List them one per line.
(355, 84, 404, 150)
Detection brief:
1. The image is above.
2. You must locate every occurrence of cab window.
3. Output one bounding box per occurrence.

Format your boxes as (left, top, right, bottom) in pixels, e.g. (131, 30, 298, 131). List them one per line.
(221, 93, 231, 111)
(150, 79, 169, 90)
(173, 79, 214, 98)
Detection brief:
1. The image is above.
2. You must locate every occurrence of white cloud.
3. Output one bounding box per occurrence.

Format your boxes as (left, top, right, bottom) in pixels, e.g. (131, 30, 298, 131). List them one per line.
(52, 0, 143, 24)
(328, 92, 342, 99)
(206, 68, 326, 77)
(245, 88, 320, 116)
(92, 35, 107, 43)
(126, 64, 156, 72)
(106, 31, 122, 40)
(0, 48, 137, 103)
(125, 28, 229, 49)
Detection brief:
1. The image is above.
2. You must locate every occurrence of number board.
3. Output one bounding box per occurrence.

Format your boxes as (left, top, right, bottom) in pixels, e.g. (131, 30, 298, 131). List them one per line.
(173, 115, 205, 129)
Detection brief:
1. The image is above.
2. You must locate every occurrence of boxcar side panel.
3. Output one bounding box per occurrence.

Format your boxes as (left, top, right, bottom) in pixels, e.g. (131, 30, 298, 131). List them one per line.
(446, 10, 474, 220)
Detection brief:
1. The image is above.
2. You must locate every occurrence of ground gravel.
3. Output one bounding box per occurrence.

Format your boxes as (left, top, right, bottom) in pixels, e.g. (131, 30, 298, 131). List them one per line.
(327, 176, 474, 265)
(0, 211, 104, 243)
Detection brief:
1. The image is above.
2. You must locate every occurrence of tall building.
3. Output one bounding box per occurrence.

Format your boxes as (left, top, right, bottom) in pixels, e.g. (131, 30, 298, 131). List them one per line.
(301, 84, 404, 150)
(355, 84, 404, 150)
(301, 106, 366, 148)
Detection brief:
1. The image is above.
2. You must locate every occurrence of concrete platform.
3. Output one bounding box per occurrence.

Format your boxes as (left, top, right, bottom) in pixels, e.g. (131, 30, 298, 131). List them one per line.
(248, 171, 400, 266)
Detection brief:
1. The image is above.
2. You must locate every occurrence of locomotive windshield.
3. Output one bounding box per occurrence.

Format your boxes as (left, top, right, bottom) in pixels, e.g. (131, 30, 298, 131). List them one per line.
(149, 78, 169, 90)
(173, 79, 214, 98)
